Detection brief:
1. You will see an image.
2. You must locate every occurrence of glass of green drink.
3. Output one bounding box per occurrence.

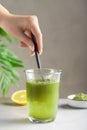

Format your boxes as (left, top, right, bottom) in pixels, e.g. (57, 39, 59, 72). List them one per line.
(25, 68, 61, 123)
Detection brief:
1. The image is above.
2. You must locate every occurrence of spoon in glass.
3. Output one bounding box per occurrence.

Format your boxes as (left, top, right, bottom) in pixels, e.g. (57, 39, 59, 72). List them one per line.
(31, 33, 44, 80)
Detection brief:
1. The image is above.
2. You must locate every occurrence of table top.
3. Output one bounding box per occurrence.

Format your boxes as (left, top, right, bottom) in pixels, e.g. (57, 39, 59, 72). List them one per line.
(0, 98, 87, 130)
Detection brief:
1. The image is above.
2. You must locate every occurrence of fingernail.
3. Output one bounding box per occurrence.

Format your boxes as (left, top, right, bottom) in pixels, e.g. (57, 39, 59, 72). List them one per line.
(39, 49, 43, 55)
(29, 45, 34, 51)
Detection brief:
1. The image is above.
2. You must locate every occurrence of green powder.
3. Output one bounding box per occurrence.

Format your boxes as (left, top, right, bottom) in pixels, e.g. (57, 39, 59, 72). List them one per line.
(73, 93, 87, 101)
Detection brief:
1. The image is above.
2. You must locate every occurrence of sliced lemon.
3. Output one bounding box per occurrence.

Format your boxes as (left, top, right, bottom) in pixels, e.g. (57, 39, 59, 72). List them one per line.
(11, 90, 27, 105)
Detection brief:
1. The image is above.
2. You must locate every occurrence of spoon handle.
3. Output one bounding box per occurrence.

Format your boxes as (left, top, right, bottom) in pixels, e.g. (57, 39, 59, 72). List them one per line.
(31, 33, 41, 69)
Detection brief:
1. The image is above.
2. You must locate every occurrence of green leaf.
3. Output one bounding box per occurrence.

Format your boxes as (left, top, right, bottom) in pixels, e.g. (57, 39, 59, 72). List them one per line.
(4, 70, 17, 82)
(0, 60, 12, 67)
(0, 73, 4, 87)
(0, 30, 24, 96)
(1, 79, 10, 96)
(0, 67, 20, 96)
(0, 40, 7, 47)
(2, 49, 19, 59)
(0, 55, 24, 68)
(0, 28, 14, 42)
(1, 65, 20, 80)
(0, 48, 24, 68)
(6, 58, 24, 67)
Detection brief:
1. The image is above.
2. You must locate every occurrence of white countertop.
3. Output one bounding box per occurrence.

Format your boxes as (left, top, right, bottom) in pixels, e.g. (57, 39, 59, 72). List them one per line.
(0, 98, 87, 130)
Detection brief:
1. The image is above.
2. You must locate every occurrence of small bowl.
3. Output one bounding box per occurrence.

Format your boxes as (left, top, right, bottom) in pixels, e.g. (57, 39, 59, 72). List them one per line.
(67, 94, 87, 108)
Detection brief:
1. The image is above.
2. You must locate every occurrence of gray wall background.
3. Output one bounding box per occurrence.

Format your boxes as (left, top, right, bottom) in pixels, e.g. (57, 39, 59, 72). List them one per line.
(0, 0, 87, 97)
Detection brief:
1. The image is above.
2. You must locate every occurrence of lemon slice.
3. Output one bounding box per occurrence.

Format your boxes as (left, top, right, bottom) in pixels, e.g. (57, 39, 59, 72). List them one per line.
(11, 90, 27, 105)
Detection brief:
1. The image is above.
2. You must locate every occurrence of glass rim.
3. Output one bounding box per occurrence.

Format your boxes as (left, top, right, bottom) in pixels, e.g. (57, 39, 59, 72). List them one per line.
(25, 68, 62, 74)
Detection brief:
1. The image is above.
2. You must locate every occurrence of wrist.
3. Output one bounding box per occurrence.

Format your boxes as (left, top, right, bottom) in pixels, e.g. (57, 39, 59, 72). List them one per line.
(0, 4, 10, 27)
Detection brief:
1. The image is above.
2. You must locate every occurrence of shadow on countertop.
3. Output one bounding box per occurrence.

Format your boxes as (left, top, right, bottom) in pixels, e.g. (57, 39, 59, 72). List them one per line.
(0, 118, 32, 125)
(0, 97, 24, 106)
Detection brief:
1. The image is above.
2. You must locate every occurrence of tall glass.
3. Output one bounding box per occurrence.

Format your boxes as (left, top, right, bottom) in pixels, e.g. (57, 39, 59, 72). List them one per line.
(25, 68, 61, 123)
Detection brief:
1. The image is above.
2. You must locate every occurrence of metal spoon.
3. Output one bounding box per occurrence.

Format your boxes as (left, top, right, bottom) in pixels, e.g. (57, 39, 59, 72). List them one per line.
(31, 33, 44, 80)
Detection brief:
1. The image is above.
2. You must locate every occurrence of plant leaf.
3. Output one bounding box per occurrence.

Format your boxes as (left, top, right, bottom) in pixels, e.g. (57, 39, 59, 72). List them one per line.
(0, 66, 20, 95)
(0, 28, 14, 42)
(1, 79, 10, 96)
(0, 40, 7, 47)
(0, 48, 24, 68)
(0, 60, 12, 67)
(1, 65, 20, 80)
(0, 30, 24, 96)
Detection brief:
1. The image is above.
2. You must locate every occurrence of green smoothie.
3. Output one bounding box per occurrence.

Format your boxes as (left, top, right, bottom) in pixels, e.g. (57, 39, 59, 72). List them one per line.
(26, 79, 60, 121)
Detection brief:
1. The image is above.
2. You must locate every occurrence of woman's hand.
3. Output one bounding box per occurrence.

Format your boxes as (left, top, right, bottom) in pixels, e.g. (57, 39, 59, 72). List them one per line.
(0, 5, 43, 56)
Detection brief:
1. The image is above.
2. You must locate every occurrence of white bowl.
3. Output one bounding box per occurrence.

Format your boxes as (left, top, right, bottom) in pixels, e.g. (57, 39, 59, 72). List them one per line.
(67, 94, 87, 108)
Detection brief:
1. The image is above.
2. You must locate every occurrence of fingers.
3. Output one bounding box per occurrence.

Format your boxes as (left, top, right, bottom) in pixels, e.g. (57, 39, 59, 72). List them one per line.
(29, 50, 35, 56)
(20, 41, 28, 47)
(31, 17, 43, 54)
(32, 29, 42, 54)
(14, 15, 43, 56)
(21, 24, 43, 55)
(20, 41, 35, 56)
(17, 30, 34, 51)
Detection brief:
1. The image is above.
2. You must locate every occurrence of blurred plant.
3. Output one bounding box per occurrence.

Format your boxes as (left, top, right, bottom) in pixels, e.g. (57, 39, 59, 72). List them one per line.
(0, 28, 24, 96)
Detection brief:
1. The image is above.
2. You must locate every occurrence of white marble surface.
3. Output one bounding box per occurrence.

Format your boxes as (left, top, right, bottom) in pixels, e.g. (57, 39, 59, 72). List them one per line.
(0, 98, 87, 130)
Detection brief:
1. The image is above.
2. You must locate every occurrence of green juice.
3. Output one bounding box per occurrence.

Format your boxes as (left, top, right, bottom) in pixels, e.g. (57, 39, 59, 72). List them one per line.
(26, 79, 60, 121)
